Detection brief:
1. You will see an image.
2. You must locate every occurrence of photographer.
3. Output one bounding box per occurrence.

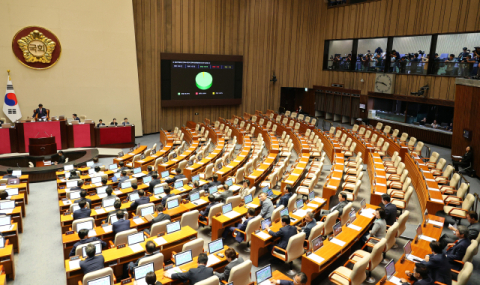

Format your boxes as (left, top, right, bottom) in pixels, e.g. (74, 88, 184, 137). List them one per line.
(410, 53, 421, 74)
(445, 54, 458, 76)
(361, 54, 371, 72)
(474, 47, 480, 76)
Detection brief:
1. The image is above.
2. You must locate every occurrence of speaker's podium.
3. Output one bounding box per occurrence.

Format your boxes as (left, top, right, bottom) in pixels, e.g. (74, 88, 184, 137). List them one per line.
(29, 137, 57, 156)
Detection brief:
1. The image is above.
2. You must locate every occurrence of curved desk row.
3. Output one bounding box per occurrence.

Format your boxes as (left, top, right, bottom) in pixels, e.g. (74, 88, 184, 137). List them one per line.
(157, 127, 199, 172)
(113, 145, 147, 165)
(133, 130, 174, 171)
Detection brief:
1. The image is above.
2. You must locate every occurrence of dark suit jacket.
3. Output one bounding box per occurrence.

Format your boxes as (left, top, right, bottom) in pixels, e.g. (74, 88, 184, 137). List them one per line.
(302, 219, 317, 239)
(112, 219, 131, 236)
(110, 122, 118, 126)
(119, 176, 129, 183)
(74, 198, 92, 207)
(0, 120, 4, 126)
(446, 238, 471, 271)
(161, 194, 175, 207)
(332, 201, 349, 215)
(279, 281, 295, 285)
(152, 213, 171, 224)
(468, 222, 480, 240)
(200, 202, 219, 218)
(277, 193, 292, 209)
(73, 208, 92, 220)
(57, 156, 66, 164)
(384, 203, 397, 226)
(219, 190, 233, 202)
(69, 237, 107, 257)
(80, 255, 105, 274)
(421, 253, 452, 285)
(149, 179, 161, 192)
(234, 217, 252, 243)
(462, 151, 473, 164)
(2, 175, 16, 179)
(74, 117, 81, 122)
(268, 224, 297, 249)
(171, 265, 213, 285)
(217, 257, 244, 281)
(165, 174, 186, 184)
(122, 122, 130, 126)
(402, 277, 434, 285)
(96, 123, 105, 128)
(130, 196, 150, 210)
(34, 108, 48, 117)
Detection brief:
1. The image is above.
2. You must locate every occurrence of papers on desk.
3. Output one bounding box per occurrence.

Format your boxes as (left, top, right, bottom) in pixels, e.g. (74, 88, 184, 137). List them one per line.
(285, 180, 294, 184)
(0, 186, 6, 190)
(206, 254, 221, 267)
(333, 169, 342, 173)
(256, 231, 271, 240)
(453, 155, 462, 159)
(224, 211, 241, 219)
(376, 183, 386, 187)
(133, 218, 144, 225)
(428, 187, 440, 192)
(102, 225, 113, 233)
(430, 198, 443, 203)
(97, 194, 107, 199)
(246, 203, 259, 209)
(95, 209, 106, 215)
(312, 198, 325, 204)
(327, 184, 337, 189)
(374, 192, 384, 195)
(0, 209, 13, 214)
(63, 200, 72, 205)
(193, 199, 208, 206)
(69, 259, 81, 270)
(330, 238, 346, 247)
(331, 177, 341, 180)
(388, 276, 403, 285)
(307, 253, 325, 264)
(0, 225, 13, 232)
(230, 185, 241, 191)
(114, 190, 123, 195)
(88, 229, 97, 237)
(347, 223, 362, 231)
(154, 236, 167, 246)
(294, 209, 308, 218)
(104, 206, 115, 212)
(94, 183, 103, 187)
(406, 254, 424, 263)
(130, 243, 144, 253)
(166, 267, 182, 277)
(306, 203, 320, 209)
(291, 173, 300, 176)
(426, 178, 435, 182)
(418, 235, 437, 242)
(360, 209, 375, 218)
(428, 220, 444, 227)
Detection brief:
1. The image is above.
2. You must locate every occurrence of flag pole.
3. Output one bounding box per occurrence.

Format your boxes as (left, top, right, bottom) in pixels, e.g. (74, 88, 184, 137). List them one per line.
(7, 70, 10, 80)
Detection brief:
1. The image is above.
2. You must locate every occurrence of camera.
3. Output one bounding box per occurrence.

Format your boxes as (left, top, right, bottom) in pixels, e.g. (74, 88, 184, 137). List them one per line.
(411, 85, 429, 97)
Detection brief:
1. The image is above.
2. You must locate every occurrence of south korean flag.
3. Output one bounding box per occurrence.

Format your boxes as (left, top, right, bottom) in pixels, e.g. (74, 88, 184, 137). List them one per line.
(3, 73, 22, 122)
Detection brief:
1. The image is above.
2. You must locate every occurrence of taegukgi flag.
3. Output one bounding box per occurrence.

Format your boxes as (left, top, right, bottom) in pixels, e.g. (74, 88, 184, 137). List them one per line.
(3, 72, 22, 122)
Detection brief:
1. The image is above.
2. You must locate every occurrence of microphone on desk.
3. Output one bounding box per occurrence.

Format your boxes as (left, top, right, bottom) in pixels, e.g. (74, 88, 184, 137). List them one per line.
(44, 131, 50, 137)
(17, 163, 21, 169)
(35, 132, 40, 138)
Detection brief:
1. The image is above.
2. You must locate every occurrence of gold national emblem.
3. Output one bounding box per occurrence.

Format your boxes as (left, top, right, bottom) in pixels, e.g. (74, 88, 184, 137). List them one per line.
(17, 30, 56, 63)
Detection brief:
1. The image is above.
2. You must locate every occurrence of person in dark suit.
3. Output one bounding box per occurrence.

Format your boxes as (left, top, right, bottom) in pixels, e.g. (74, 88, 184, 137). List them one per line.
(96, 119, 105, 128)
(127, 241, 156, 272)
(147, 166, 155, 176)
(148, 173, 161, 193)
(74, 190, 92, 207)
(145, 271, 162, 285)
(112, 210, 131, 236)
(69, 170, 81, 180)
(55, 151, 66, 165)
(166, 253, 213, 285)
(266, 216, 298, 253)
(165, 168, 186, 184)
(161, 187, 174, 208)
(2, 168, 16, 179)
(130, 190, 150, 211)
(70, 179, 84, 191)
(72, 114, 81, 122)
(110, 118, 118, 126)
(33, 104, 48, 118)
(421, 241, 452, 285)
(277, 185, 294, 208)
(80, 244, 105, 274)
(69, 229, 107, 257)
(0, 190, 7, 200)
(320, 192, 348, 217)
(223, 208, 255, 242)
(199, 195, 218, 222)
(119, 171, 129, 183)
(101, 186, 116, 202)
(0, 119, 3, 126)
(218, 184, 233, 203)
(382, 194, 397, 226)
(297, 106, 305, 115)
(122, 118, 130, 126)
(440, 211, 480, 248)
(453, 146, 473, 172)
(205, 174, 222, 189)
(445, 225, 471, 271)
(271, 272, 308, 285)
(151, 204, 171, 224)
(73, 200, 91, 220)
(401, 263, 434, 285)
(118, 161, 130, 172)
(297, 211, 316, 239)
(214, 248, 243, 281)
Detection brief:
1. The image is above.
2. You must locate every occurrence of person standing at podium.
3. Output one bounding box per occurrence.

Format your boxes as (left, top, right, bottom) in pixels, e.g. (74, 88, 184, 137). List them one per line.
(33, 104, 48, 119)
(72, 114, 81, 122)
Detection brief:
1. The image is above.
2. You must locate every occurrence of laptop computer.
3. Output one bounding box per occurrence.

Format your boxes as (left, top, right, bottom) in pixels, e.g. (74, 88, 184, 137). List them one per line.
(296, 199, 304, 210)
(5, 188, 18, 197)
(82, 242, 102, 257)
(360, 198, 366, 209)
(189, 192, 206, 205)
(255, 265, 273, 285)
(244, 194, 253, 205)
(114, 172, 121, 179)
(133, 167, 146, 178)
(222, 203, 233, 215)
(128, 232, 145, 246)
(153, 186, 165, 198)
(64, 165, 74, 171)
(192, 175, 200, 184)
(69, 191, 81, 200)
(109, 164, 118, 171)
(167, 199, 179, 210)
(109, 214, 119, 225)
(384, 260, 397, 282)
(333, 221, 342, 237)
(225, 178, 233, 187)
(66, 180, 78, 188)
(174, 250, 193, 266)
(208, 238, 224, 254)
(72, 204, 81, 213)
(166, 221, 181, 234)
(174, 180, 184, 190)
(140, 205, 154, 217)
(129, 192, 140, 202)
(349, 210, 356, 224)
(87, 276, 111, 285)
(134, 262, 154, 285)
(77, 220, 94, 232)
(121, 181, 132, 189)
(161, 171, 169, 179)
(261, 218, 272, 230)
(209, 186, 220, 197)
(111, 176, 118, 183)
(12, 170, 21, 177)
(163, 157, 169, 163)
(142, 176, 152, 184)
(0, 216, 11, 227)
(88, 169, 95, 175)
(172, 153, 178, 159)
(102, 197, 116, 209)
(86, 161, 94, 167)
(312, 236, 324, 251)
(309, 191, 315, 201)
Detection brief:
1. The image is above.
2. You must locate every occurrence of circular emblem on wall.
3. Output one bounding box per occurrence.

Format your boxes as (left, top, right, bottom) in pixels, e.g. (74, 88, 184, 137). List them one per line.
(12, 26, 62, 70)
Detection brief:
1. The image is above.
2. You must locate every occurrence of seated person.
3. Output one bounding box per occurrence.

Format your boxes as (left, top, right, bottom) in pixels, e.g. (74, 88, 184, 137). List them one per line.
(0, 118, 2, 126)
(69, 170, 81, 180)
(147, 166, 155, 175)
(239, 179, 251, 199)
(127, 240, 156, 272)
(73, 200, 91, 220)
(199, 194, 218, 221)
(151, 204, 171, 224)
(165, 253, 213, 285)
(320, 192, 348, 217)
(421, 241, 452, 285)
(419, 117, 427, 126)
(265, 215, 298, 253)
(93, 166, 102, 176)
(71, 179, 84, 191)
(447, 123, 453, 131)
(214, 248, 243, 281)
(74, 189, 92, 207)
(401, 263, 434, 285)
(165, 168, 185, 184)
(453, 146, 473, 172)
(101, 177, 108, 186)
(271, 272, 308, 285)
(110, 118, 118, 126)
(223, 207, 255, 242)
(118, 171, 129, 183)
(148, 172, 161, 193)
(2, 168, 16, 179)
(108, 200, 124, 215)
(207, 174, 222, 188)
(145, 271, 162, 285)
(218, 183, 233, 202)
(440, 211, 480, 248)
(161, 187, 174, 208)
(102, 186, 116, 202)
(0, 191, 8, 200)
(69, 228, 107, 257)
(119, 161, 130, 172)
(96, 119, 105, 128)
(277, 185, 294, 208)
(130, 189, 150, 210)
(80, 244, 105, 274)
(362, 208, 386, 242)
(112, 210, 131, 236)
(258, 192, 274, 219)
(55, 151, 66, 165)
(431, 120, 439, 129)
(122, 118, 130, 126)
(72, 114, 81, 122)
(190, 181, 201, 194)
(445, 225, 471, 271)
(34, 104, 48, 119)
(296, 211, 316, 239)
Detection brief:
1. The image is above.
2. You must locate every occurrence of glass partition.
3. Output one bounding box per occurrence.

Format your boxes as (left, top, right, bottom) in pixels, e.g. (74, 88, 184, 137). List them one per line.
(356, 38, 388, 72)
(391, 35, 432, 74)
(435, 33, 480, 76)
(327, 40, 354, 70)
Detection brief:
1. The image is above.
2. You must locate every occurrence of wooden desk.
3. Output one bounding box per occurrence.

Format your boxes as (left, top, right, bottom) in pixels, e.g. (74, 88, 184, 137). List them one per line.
(369, 152, 388, 206)
(157, 128, 199, 173)
(95, 125, 136, 148)
(254, 270, 293, 284)
(0, 207, 23, 233)
(113, 145, 147, 165)
(0, 245, 14, 280)
(322, 154, 344, 209)
(134, 130, 174, 171)
(281, 154, 310, 195)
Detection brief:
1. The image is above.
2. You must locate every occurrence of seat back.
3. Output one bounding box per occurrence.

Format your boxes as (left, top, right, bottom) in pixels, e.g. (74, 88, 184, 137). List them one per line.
(358, 127, 366, 135)
(450, 173, 461, 187)
(283, 232, 306, 263)
(114, 229, 138, 246)
(462, 194, 475, 211)
(365, 130, 371, 139)
(136, 203, 155, 216)
(429, 152, 439, 163)
(370, 134, 378, 143)
(166, 195, 181, 206)
(235, 167, 245, 183)
(226, 196, 242, 209)
(376, 137, 384, 148)
(138, 253, 164, 271)
(329, 126, 335, 135)
(227, 260, 252, 285)
(456, 262, 473, 285)
(324, 210, 339, 236)
(391, 129, 399, 138)
(375, 122, 383, 130)
(407, 137, 416, 146)
(462, 240, 478, 263)
(385, 222, 399, 251)
(384, 125, 391, 134)
(182, 238, 204, 258)
(396, 210, 409, 236)
(272, 124, 277, 133)
(196, 276, 220, 285)
(415, 141, 424, 152)
(350, 255, 369, 285)
(150, 220, 170, 236)
(287, 193, 298, 213)
(370, 238, 387, 270)
(180, 210, 199, 230)
(400, 133, 408, 142)
(311, 118, 317, 126)
(298, 114, 305, 121)
(340, 202, 353, 226)
(82, 267, 114, 285)
(72, 217, 95, 232)
(352, 124, 359, 132)
(207, 203, 224, 226)
(308, 222, 325, 251)
(271, 205, 285, 223)
(244, 216, 261, 243)
(455, 183, 469, 199)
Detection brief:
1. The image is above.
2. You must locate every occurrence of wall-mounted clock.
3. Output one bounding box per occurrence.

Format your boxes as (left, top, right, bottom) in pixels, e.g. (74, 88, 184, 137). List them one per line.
(374, 73, 395, 94)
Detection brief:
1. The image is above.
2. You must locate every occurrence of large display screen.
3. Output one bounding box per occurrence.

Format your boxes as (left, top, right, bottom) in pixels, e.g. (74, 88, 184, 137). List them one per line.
(161, 53, 243, 107)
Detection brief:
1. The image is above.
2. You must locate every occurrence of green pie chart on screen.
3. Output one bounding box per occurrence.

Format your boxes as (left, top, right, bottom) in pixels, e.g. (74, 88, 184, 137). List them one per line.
(196, 72, 213, 90)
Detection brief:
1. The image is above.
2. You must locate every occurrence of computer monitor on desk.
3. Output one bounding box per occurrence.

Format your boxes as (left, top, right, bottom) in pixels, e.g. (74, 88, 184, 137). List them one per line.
(255, 265, 273, 285)
(175, 250, 193, 266)
(208, 238, 224, 254)
(87, 276, 111, 285)
(134, 262, 154, 283)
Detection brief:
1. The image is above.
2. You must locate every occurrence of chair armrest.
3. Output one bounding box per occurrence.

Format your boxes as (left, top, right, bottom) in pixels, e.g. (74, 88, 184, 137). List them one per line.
(109, 240, 115, 248)
(78, 281, 83, 285)
(329, 270, 352, 285)
(448, 208, 467, 215)
(453, 259, 464, 265)
(233, 228, 247, 241)
(434, 282, 447, 285)
(344, 259, 356, 267)
(271, 246, 288, 261)
(144, 232, 150, 238)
